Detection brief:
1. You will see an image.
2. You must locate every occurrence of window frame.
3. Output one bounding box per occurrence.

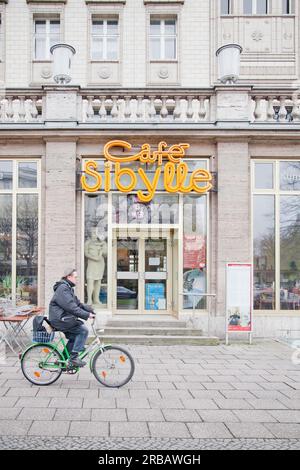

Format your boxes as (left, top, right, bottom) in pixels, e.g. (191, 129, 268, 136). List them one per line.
(252, 159, 300, 314)
(33, 17, 61, 61)
(282, 0, 295, 15)
(90, 17, 119, 62)
(0, 158, 41, 306)
(149, 17, 177, 61)
(220, 0, 232, 15)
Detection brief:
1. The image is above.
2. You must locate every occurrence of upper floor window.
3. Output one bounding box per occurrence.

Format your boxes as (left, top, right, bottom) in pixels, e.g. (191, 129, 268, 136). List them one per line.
(243, 0, 268, 14)
(282, 0, 295, 14)
(34, 19, 60, 60)
(150, 18, 177, 61)
(91, 18, 119, 61)
(221, 0, 231, 15)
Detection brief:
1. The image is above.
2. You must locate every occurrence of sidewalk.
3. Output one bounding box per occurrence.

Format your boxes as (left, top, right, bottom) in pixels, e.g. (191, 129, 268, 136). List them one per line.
(0, 339, 300, 450)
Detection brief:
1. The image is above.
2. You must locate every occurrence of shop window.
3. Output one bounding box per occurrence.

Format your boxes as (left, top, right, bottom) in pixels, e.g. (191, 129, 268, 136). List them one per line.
(243, 0, 268, 14)
(0, 160, 40, 305)
(84, 194, 108, 307)
(150, 17, 177, 60)
(91, 17, 119, 61)
(253, 160, 300, 311)
(183, 195, 207, 310)
(282, 0, 295, 14)
(34, 18, 60, 60)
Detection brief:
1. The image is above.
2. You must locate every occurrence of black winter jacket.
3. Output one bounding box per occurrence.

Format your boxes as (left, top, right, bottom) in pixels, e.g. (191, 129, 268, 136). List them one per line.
(48, 280, 93, 332)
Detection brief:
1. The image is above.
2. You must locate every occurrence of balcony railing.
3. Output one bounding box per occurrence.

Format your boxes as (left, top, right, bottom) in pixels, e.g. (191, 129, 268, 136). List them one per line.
(0, 87, 299, 124)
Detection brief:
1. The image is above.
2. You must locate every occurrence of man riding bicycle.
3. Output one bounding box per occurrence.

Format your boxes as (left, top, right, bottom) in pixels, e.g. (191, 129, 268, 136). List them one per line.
(49, 268, 95, 368)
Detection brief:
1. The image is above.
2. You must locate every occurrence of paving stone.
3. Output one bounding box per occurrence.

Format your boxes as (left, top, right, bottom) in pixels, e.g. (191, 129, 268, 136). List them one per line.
(83, 399, 116, 409)
(214, 399, 254, 410)
(181, 399, 219, 410)
(127, 409, 164, 422)
(246, 399, 288, 410)
(198, 410, 240, 423)
(220, 390, 256, 399)
(110, 422, 150, 438)
(67, 389, 99, 399)
(149, 399, 184, 409)
(147, 382, 176, 390)
(232, 410, 277, 422)
(18, 408, 56, 421)
(162, 409, 200, 422)
(0, 388, 9, 397)
(204, 383, 235, 390)
(54, 409, 92, 421)
(36, 389, 69, 398)
(5, 387, 38, 397)
(0, 420, 32, 436)
(149, 422, 191, 438)
(0, 397, 18, 407)
(277, 399, 300, 410)
(264, 423, 300, 438)
(0, 408, 22, 420)
(269, 410, 300, 423)
(189, 390, 224, 400)
(128, 390, 161, 399)
(15, 398, 50, 409)
(92, 409, 127, 422)
(226, 423, 275, 438)
(187, 423, 233, 438)
(69, 421, 109, 437)
(49, 398, 83, 409)
(29, 420, 70, 437)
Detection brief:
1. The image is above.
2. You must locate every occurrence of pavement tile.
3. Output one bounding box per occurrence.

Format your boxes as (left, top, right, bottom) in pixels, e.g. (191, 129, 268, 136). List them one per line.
(268, 410, 300, 423)
(69, 421, 109, 437)
(149, 422, 191, 438)
(149, 399, 184, 409)
(162, 409, 201, 422)
(117, 399, 150, 409)
(198, 410, 240, 423)
(277, 399, 300, 409)
(110, 422, 150, 438)
(246, 399, 288, 410)
(49, 398, 83, 409)
(0, 420, 32, 436)
(232, 410, 277, 422)
(0, 408, 22, 420)
(0, 397, 18, 407)
(91, 409, 127, 422)
(15, 398, 50, 408)
(127, 409, 164, 422)
(226, 423, 275, 438)
(214, 399, 254, 410)
(54, 409, 92, 421)
(28, 420, 70, 437)
(5, 388, 38, 397)
(187, 423, 233, 438)
(264, 423, 300, 438)
(181, 399, 219, 410)
(18, 408, 56, 421)
(83, 399, 116, 409)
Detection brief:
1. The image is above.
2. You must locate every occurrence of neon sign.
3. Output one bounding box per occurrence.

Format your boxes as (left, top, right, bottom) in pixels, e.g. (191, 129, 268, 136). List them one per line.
(81, 140, 213, 202)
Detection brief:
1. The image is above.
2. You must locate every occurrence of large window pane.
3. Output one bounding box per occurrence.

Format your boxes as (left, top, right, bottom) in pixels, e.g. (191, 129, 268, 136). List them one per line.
(0, 161, 13, 190)
(0, 195, 12, 299)
(150, 20, 160, 35)
(282, 0, 295, 14)
(255, 162, 273, 189)
(253, 195, 275, 310)
(16, 194, 39, 305)
(18, 162, 37, 189)
(165, 19, 176, 35)
(280, 196, 300, 310)
(107, 37, 118, 60)
(84, 194, 108, 307)
(165, 38, 176, 59)
(150, 38, 161, 60)
(183, 195, 207, 310)
(92, 38, 103, 60)
(280, 161, 300, 191)
(221, 0, 230, 14)
(35, 37, 46, 60)
(257, 0, 268, 13)
(243, 0, 253, 14)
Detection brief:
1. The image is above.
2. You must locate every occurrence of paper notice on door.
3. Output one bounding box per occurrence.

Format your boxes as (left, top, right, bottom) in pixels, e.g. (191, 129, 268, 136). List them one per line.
(158, 298, 166, 310)
(149, 257, 160, 266)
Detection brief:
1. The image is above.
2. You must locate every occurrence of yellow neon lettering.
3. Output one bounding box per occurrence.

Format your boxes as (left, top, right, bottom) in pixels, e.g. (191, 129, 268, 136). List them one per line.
(81, 160, 102, 192)
(115, 162, 137, 192)
(191, 169, 213, 193)
(137, 167, 162, 203)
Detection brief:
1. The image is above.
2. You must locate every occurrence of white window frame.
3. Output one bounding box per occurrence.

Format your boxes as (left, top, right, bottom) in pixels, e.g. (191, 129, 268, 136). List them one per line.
(91, 17, 119, 61)
(33, 17, 60, 61)
(252, 159, 300, 313)
(243, 0, 269, 14)
(149, 17, 177, 61)
(0, 159, 41, 306)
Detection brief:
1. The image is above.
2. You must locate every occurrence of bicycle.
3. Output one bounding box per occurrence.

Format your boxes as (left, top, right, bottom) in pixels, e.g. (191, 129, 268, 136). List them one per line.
(20, 319, 135, 388)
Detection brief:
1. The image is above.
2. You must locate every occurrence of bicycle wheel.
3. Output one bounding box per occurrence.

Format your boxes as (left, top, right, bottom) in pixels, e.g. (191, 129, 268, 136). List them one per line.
(21, 344, 63, 386)
(91, 345, 135, 388)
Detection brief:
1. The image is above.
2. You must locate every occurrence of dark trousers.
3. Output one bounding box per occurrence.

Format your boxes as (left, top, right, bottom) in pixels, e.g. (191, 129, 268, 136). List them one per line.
(64, 323, 89, 355)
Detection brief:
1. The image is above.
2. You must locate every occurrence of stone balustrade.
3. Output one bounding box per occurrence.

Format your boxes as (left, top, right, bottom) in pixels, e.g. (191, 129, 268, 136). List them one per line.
(80, 90, 213, 123)
(0, 92, 43, 123)
(251, 91, 300, 123)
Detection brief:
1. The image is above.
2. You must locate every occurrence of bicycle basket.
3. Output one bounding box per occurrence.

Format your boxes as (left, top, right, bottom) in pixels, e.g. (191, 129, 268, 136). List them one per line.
(32, 330, 55, 343)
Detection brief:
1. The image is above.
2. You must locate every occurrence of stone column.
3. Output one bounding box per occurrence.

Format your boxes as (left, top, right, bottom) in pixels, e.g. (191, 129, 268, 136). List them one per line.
(215, 141, 251, 330)
(43, 138, 78, 307)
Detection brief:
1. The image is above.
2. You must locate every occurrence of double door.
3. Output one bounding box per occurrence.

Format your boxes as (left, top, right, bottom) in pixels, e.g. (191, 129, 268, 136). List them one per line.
(113, 230, 174, 314)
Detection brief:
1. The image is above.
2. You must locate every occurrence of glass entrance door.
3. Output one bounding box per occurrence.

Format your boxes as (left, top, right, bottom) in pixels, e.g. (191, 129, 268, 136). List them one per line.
(113, 231, 172, 314)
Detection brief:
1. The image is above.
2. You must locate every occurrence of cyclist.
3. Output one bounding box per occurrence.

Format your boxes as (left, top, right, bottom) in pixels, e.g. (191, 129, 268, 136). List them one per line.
(49, 268, 95, 368)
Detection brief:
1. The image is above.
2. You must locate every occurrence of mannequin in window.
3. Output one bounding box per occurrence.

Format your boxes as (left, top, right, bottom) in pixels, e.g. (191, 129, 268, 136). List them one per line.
(85, 227, 107, 306)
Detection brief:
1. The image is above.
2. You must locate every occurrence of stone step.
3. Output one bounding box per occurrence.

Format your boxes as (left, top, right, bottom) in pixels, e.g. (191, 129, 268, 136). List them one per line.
(103, 327, 203, 336)
(106, 320, 187, 328)
(97, 334, 220, 346)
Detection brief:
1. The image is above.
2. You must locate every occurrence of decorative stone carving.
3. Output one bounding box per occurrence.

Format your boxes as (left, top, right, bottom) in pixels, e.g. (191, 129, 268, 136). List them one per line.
(41, 67, 52, 79)
(158, 67, 169, 79)
(251, 30, 263, 42)
(98, 67, 112, 80)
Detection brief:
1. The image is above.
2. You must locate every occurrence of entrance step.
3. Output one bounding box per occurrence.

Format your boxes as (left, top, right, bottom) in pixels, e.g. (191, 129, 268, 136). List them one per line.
(98, 334, 219, 346)
(97, 317, 219, 345)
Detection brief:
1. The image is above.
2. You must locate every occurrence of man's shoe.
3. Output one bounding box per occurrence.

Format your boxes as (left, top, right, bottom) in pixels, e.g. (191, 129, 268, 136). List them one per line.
(69, 353, 86, 368)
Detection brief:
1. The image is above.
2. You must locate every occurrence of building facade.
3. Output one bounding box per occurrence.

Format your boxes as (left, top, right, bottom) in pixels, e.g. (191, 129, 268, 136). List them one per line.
(0, 0, 300, 338)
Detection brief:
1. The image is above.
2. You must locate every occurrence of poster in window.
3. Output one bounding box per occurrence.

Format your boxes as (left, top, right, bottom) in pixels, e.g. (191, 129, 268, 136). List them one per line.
(183, 235, 206, 269)
(226, 263, 252, 332)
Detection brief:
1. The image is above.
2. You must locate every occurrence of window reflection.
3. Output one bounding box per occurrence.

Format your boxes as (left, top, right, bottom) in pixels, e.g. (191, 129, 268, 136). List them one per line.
(280, 162, 300, 191)
(280, 196, 300, 310)
(18, 162, 38, 189)
(253, 195, 275, 310)
(255, 163, 273, 189)
(0, 195, 12, 299)
(0, 161, 13, 190)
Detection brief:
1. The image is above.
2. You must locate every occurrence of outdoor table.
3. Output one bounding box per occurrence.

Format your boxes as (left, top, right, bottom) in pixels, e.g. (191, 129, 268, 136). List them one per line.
(0, 306, 45, 355)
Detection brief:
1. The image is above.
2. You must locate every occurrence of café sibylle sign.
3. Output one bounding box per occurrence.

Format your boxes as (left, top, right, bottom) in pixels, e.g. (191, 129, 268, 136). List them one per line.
(81, 140, 213, 203)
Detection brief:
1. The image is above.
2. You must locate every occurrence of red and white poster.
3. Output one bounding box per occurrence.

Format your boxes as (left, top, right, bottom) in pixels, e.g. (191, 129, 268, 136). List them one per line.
(226, 263, 253, 333)
(183, 235, 206, 269)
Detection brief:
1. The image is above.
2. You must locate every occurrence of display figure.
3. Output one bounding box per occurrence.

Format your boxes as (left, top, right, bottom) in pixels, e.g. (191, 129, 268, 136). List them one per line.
(85, 227, 107, 306)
